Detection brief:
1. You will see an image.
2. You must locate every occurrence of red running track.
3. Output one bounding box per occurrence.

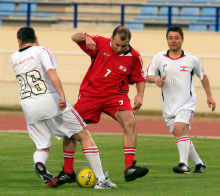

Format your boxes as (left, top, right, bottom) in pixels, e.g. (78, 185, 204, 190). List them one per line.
(0, 116, 219, 138)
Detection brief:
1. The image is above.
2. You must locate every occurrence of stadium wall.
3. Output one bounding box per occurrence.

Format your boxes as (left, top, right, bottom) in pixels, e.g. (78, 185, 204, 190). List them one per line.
(1, 27, 220, 113)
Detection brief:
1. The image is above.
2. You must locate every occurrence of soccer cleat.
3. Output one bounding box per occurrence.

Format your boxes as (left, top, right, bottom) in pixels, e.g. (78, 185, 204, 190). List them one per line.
(193, 163, 206, 173)
(124, 160, 149, 182)
(94, 173, 117, 189)
(35, 162, 58, 187)
(54, 169, 76, 187)
(173, 162, 190, 174)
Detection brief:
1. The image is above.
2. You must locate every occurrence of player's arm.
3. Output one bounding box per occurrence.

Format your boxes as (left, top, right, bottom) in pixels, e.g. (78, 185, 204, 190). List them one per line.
(201, 74, 216, 111)
(146, 75, 166, 87)
(47, 68, 66, 111)
(71, 33, 96, 51)
(133, 82, 145, 112)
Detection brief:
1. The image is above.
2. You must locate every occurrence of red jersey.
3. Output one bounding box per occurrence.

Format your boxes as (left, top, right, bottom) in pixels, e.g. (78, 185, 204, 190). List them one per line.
(77, 34, 146, 96)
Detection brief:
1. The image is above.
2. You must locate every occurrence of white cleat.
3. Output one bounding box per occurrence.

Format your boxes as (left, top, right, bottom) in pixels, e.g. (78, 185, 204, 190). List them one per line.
(94, 173, 117, 189)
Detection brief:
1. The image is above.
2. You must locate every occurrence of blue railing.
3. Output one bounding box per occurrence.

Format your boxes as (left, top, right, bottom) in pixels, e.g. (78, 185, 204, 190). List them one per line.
(0, 1, 220, 31)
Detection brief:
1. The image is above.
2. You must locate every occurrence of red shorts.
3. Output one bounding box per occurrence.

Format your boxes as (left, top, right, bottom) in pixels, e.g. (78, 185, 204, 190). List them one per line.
(74, 93, 133, 123)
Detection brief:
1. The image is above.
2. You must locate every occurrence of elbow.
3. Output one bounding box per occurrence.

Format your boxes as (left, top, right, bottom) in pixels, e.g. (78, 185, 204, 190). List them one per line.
(71, 34, 77, 42)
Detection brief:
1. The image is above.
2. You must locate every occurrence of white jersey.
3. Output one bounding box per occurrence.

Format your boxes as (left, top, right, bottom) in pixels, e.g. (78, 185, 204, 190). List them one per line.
(11, 46, 72, 124)
(146, 50, 205, 117)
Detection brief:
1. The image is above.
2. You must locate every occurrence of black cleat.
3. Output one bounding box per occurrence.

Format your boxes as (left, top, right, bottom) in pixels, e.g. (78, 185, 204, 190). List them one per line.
(54, 170, 76, 187)
(124, 160, 149, 182)
(173, 162, 190, 174)
(193, 163, 206, 173)
(35, 162, 58, 187)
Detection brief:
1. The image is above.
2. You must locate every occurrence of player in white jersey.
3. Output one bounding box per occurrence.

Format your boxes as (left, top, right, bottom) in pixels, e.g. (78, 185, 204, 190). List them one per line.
(145, 26, 216, 174)
(11, 27, 116, 189)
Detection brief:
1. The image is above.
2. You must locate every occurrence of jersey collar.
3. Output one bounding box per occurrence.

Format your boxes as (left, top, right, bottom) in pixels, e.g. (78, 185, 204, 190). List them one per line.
(109, 42, 132, 56)
(19, 46, 33, 52)
(164, 50, 185, 60)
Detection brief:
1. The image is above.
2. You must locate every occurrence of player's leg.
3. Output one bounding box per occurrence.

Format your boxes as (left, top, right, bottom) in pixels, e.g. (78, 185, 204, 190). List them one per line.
(189, 141, 206, 173)
(73, 128, 117, 189)
(50, 107, 116, 189)
(27, 122, 57, 187)
(171, 110, 202, 174)
(115, 110, 137, 168)
(172, 122, 191, 173)
(114, 110, 149, 181)
(55, 136, 77, 187)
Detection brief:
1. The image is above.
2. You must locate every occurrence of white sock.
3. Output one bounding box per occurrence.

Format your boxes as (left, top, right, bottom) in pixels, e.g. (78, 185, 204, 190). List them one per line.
(83, 146, 105, 181)
(189, 141, 203, 165)
(33, 149, 49, 165)
(176, 136, 190, 165)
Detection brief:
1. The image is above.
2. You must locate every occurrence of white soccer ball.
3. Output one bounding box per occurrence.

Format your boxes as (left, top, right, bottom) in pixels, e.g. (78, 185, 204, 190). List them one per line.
(76, 167, 96, 188)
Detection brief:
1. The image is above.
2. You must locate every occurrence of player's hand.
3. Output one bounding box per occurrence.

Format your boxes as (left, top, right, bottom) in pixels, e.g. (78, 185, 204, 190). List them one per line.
(133, 94, 143, 112)
(85, 36, 96, 50)
(207, 96, 216, 111)
(58, 97, 66, 111)
(156, 75, 166, 87)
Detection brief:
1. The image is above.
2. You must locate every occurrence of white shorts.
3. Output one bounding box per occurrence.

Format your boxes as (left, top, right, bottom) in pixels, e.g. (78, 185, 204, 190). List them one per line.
(164, 110, 194, 132)
(27, 109, 86, 149)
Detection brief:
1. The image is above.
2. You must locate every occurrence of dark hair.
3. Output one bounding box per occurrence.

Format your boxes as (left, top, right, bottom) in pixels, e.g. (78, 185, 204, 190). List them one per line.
(17, 26, 36, 44)
(112, 26, 131, 41)
(166, 26, 184, 39)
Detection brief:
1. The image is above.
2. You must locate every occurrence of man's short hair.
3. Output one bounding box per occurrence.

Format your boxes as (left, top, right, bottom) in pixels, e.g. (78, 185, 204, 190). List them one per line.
(17, 27, 36, 44)
(112, 26, 131, 41)
(166, 26, 184, 39)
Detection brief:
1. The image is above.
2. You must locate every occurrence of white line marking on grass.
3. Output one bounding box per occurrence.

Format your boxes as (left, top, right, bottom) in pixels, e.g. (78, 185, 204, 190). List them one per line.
(0, 130, 219, 139)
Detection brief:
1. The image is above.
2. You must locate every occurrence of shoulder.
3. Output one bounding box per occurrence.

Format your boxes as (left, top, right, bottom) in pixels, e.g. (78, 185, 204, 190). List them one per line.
(184, 51, 200, 63)
(36, 46, 53, 55)
(152, 51, 166, 60)
(91, 34, 110, 42)
(130, 47, 140, 56)
(11, 51, 18, 58)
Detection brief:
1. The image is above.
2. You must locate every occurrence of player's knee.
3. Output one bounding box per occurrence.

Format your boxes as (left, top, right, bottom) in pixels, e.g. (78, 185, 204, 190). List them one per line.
(123, 118, 136, 129)
(75, 128, 92, 142)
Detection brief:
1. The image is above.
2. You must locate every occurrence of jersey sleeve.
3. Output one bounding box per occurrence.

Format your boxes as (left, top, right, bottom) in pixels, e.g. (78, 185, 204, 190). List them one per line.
(129, 55, 146, 84)
(193, 56, 205, 80)
(145, 53, 160, 77)
(40, 47, 57, 71)
(77, 33, 103, 57)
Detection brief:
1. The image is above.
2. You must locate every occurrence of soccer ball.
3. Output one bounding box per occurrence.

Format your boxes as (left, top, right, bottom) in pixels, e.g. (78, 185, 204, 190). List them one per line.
(76, 167, 96, 188)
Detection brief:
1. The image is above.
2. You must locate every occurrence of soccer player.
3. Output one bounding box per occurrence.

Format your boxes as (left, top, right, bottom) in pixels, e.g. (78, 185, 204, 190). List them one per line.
(70, 26, 149, 182)
(11, 27, 116, 189)
(145, 26, 216, 174)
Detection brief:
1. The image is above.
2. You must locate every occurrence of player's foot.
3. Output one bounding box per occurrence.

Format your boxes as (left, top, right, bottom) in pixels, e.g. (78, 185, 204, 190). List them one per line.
(54, 169, 76, 187)
(193, 162, 206, 173)
(173, 162, 190, 174)
(94, 173, 117, 189)
(35, 162, 58, 187)
(124, 160, 149, 182)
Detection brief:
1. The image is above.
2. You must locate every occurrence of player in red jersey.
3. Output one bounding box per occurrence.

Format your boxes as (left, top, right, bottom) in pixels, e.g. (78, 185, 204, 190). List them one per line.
(70, 26, 149, 182)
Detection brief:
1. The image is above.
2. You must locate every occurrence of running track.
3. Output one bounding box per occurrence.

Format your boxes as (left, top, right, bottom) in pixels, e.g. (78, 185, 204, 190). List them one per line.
(1, 115, 219, 138)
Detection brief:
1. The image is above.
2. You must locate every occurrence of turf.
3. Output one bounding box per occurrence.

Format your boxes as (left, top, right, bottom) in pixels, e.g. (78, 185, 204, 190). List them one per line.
(0, 132, 220, 196)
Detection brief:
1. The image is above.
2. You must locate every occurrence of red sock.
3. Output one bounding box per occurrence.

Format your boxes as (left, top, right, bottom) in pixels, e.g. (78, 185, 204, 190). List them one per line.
(124, 147, 136, 171)
(63, 150, 75, 174)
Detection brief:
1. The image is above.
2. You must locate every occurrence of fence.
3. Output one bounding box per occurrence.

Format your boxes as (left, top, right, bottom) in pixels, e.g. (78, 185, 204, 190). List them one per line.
(1, 50, 220, 87)
(1, 1, 220, 31)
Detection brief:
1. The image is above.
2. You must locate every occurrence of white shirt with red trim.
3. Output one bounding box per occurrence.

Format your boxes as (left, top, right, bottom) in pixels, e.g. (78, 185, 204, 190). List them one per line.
(146, 50, 205, 117)
(11, 46, 72, 124)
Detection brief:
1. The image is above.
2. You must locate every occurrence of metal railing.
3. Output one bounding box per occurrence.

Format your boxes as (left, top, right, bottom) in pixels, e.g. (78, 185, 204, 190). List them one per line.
(0, 1, 220, 31)
(1, 50, 220, 87)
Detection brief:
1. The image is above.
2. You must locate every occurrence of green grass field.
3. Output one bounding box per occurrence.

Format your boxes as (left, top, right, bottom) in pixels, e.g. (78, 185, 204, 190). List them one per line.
(0, 132, 220, 196)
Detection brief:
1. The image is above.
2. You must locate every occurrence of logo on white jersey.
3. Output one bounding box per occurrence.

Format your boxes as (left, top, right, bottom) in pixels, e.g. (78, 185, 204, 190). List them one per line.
(162, 64, 167, 72)
(180, 66, 188, 72)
